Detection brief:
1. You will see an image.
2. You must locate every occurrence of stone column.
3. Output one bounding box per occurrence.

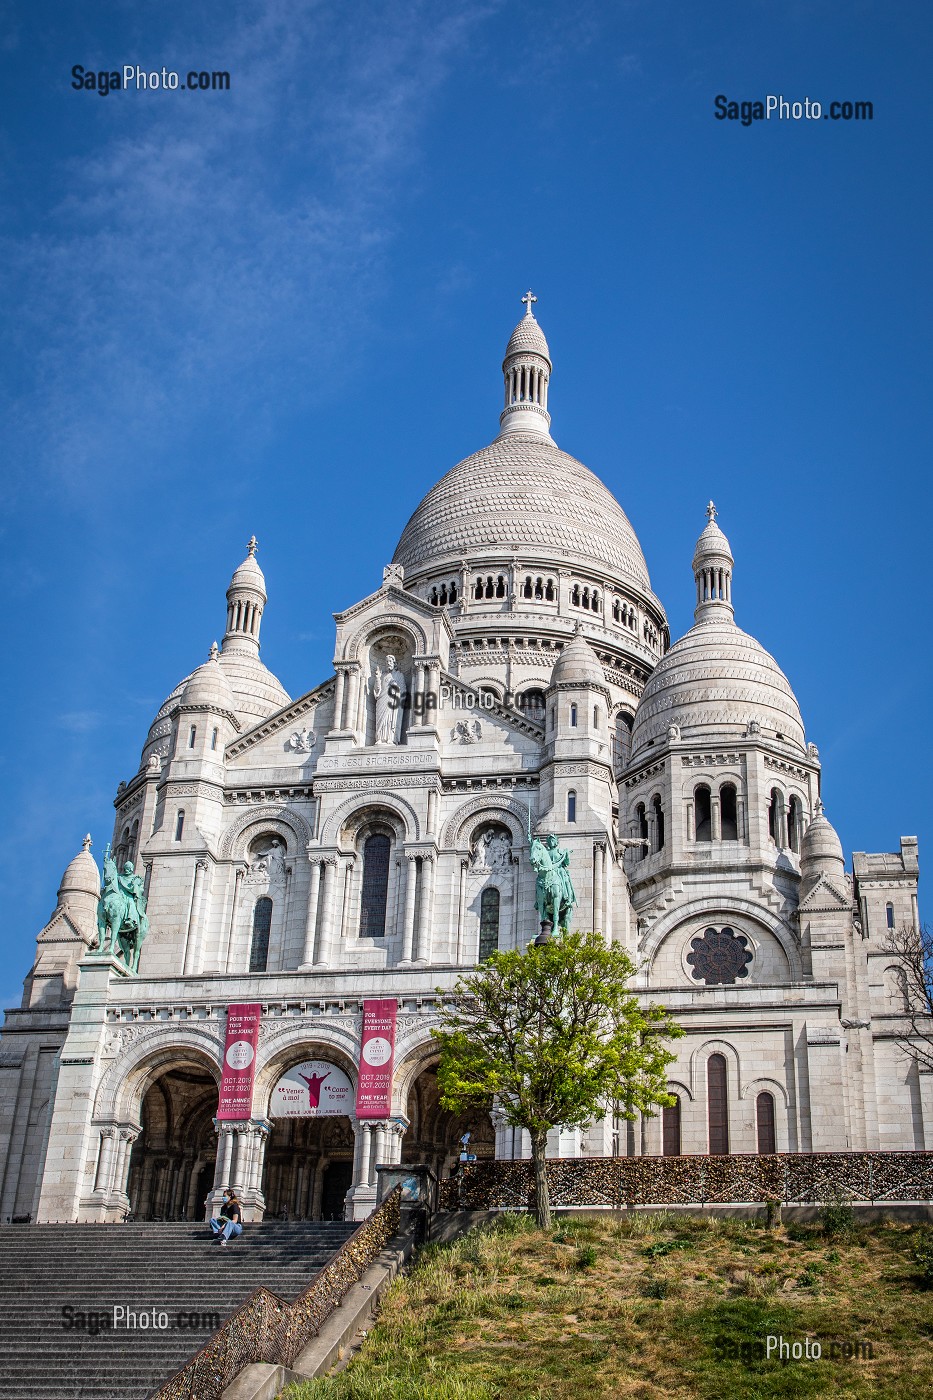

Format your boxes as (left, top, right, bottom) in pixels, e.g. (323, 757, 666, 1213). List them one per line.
(414, 854, 436, 962)
(223, 866, 244, 972)
(711, 796, 722, 842)
(183, 859, 209, 974)
(93, 1128, 117, 1193)
(412, 663, 425, 725)
(301, 860, 322, 967)
(685, 798, 695, 843)
(400, 855, 418, 963)
(737, 794, 748, 843)
(510, 854, 520, 949)
(112, 1128, 138, 1204)
(211, 1121, 235, 1198)
(314, 859, 338, 966)
(373, 1123, 388, 1175)
(333, 668, 347, 730)
(593, 843, 606, 932)
(456, 858, 468, 963)
(231, 1124, 251, 1195)
(346, 667, 361, 735)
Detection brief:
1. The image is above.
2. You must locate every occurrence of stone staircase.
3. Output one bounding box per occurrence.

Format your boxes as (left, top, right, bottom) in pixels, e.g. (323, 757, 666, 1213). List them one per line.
(0, 1219, 358, 1400)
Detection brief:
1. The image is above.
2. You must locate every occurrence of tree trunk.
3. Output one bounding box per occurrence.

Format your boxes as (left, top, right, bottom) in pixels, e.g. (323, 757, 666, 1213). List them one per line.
(530, 1129, 551, 1229)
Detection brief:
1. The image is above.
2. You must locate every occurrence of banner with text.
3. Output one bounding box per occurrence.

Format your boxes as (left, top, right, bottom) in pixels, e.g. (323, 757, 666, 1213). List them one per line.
(217, 1002, 261, 1120)
(355, 998, 397, 1118)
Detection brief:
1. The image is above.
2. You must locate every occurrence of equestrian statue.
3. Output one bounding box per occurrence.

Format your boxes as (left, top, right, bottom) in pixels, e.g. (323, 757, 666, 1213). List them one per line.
(527, 807, 577, 940)
(94, 845, 149, 973)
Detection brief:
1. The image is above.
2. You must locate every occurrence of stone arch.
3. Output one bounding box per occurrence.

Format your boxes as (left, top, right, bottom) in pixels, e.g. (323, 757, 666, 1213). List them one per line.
(219, 806, 313, 861)
(94, 1028, 223, 1125)
(743, 1074, 789, 1108)
(688, 1038, 743, 1102)
(252, 1024, 361, 1118)
(318, 791, 420, 848)
(641, 897, 801, 981)
(343, 615, 428, 664)
(666, 1076, 694, 1103)
(441, 794, 534, 851)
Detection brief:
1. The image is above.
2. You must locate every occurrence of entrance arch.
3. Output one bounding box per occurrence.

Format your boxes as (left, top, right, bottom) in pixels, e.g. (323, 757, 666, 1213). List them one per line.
(402, 1062, 494, 1178)
(126, 1066, 218, 1220)
(257, 1044, 359, 1221)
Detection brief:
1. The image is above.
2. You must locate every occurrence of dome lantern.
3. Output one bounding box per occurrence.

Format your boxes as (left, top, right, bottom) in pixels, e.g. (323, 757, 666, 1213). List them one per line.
(693, 502, 734, 622)
(223, 536, 267, 655)
(498, 291, 554, 442)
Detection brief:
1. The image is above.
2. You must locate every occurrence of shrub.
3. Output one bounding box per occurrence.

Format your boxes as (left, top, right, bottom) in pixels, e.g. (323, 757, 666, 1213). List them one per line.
(820, 1200, 855, 1237)
(913, 1228, 933, 1286)
(576, 1243, 598, 1269)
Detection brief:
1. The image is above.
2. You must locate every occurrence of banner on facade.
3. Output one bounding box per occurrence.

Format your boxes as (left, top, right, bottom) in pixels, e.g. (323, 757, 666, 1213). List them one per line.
(355, 997, 397, 1119)
(270, 1060, 354, 1117)
(217, 1002, 262, 1120)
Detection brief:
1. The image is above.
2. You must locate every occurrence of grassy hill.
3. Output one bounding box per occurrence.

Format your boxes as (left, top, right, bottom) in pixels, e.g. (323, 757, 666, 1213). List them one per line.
(285, 1208, 933, 1400)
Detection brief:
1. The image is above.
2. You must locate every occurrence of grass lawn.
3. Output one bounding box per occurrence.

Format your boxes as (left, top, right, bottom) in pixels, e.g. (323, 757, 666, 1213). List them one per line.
(283, 1208, 933, 1400)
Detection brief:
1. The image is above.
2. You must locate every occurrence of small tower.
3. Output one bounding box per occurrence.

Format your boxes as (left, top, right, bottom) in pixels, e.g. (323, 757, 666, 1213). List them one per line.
(498, 290, 554, 441)
(223, 537, 267, 656)
(692, 501, 734, 621)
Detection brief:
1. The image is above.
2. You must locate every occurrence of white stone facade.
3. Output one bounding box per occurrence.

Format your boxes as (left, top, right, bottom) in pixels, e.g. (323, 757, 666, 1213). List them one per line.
(0, 303, 924, 1224)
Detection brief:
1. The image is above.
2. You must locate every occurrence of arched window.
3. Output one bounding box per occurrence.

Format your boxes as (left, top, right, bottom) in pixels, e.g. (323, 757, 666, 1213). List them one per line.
(768, 788, 783, 846)
(210, 727, 219, 751)
(518, 689, 546, 723)
(662, 1094, 681, 1156)
(545, 579, 556, 601)
(635, 802, 648, 860)
(707, 1054, 729, 1154)
(130, 819, 139, 862)
(886, 902, 895, 930)
(652, 795, 665, 852)
(720, 783, 738, 841)
(360, 834, 391, 939)
(174, 810, 185, 842)
(787, 795, 802, 853)
(694, 785, 712, 842)
(567, 790, 577, 823)
(188, 725, 197, 749)
(570, 703, 578, 727)
(479, 887, 500, 962)
(756, 1091, 776, 1154)
(593, 705, 600, 729)
(250, 897, 272, 972)
(571, 584, 580, 606)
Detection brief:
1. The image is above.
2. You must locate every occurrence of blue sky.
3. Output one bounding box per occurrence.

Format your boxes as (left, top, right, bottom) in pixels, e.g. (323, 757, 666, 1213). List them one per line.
(1, 0, 931, 1008)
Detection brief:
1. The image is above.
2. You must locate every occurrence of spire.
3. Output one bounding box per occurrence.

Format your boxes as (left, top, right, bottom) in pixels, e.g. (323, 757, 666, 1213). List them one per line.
(692, 502, 735, 622)
(223, 536, 268, 655)
(498, 291, 554, 442)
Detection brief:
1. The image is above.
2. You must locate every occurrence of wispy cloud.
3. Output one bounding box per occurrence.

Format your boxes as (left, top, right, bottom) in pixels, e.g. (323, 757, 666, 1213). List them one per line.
(0, 0, 494, 505)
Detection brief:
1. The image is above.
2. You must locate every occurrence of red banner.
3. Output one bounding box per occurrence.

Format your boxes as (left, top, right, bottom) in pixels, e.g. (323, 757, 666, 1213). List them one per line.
(217, 1003, 261, 1120)
(355, 998, 397, 1118)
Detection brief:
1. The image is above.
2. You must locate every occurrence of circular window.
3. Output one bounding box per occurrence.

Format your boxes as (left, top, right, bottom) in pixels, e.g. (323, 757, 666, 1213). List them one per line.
(686, 926, 752, 985)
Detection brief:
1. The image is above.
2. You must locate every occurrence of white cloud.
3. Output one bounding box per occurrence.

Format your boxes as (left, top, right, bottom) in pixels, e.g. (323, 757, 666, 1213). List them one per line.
(0, 0, 495, 505)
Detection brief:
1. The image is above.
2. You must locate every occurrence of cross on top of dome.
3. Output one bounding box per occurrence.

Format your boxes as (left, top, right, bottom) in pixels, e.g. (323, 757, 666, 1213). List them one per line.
(521, 289, 537, 317)
(707, 500, 717, 521)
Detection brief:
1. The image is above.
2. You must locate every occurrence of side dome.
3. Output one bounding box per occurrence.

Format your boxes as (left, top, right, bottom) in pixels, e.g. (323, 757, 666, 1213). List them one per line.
(800, 806, 845, 872)
(58, 836, 100, 902)
(631, 506, 805, 756)
(182, 646, 238, 713)
(632, 619, 805, 754)
(392, 436, 652, 590)
(550, 632, 607, 690)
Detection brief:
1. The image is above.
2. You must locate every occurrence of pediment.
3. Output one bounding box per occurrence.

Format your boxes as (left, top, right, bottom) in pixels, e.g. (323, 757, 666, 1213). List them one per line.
(37, 909, 88, 945)
(798, 873, 851, 913)
(227, 678, 335, 761)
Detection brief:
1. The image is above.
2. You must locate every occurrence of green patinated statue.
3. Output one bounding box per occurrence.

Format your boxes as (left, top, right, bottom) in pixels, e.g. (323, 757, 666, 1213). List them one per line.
(94, 845, 149, 973)
(527, 808, 577, 936)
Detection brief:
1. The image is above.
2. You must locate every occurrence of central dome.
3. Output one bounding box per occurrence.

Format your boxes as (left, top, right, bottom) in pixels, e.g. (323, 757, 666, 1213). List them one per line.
(392, 432, 652, 590)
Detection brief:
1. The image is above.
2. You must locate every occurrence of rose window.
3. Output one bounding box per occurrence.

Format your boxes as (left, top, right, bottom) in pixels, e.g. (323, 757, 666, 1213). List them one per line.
(686, 926, 752, 985)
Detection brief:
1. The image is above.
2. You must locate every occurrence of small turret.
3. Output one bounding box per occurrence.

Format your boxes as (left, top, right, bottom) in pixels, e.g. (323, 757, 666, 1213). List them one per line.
(693, 501, 734, 622)
(223, 537, 267, 656)
(498, 291, 554, 441)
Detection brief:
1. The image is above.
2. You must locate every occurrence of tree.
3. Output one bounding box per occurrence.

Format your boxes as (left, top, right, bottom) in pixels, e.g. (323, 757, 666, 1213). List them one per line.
(881, 922, 933, 1072)
(432, 930, 683, 1228)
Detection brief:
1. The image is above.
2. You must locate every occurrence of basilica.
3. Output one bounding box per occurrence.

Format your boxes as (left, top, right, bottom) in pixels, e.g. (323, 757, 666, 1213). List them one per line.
(0, 300, 923, 1225)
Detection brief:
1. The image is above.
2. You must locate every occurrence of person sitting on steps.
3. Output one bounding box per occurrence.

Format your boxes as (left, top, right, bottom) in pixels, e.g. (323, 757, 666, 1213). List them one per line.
(209, 1189, 243, 1246)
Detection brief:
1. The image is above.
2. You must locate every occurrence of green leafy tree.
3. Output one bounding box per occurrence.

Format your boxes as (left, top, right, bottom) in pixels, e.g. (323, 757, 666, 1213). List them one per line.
(433, 930, 683, 1228)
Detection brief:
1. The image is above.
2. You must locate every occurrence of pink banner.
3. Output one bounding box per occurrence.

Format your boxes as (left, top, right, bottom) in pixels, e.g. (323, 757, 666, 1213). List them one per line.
(217, 1003, 261, 1120)
(355, 998, 397, 1118)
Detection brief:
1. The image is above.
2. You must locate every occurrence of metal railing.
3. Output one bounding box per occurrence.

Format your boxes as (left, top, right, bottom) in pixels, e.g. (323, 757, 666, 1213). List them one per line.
(439, 1152, 933, 1211)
